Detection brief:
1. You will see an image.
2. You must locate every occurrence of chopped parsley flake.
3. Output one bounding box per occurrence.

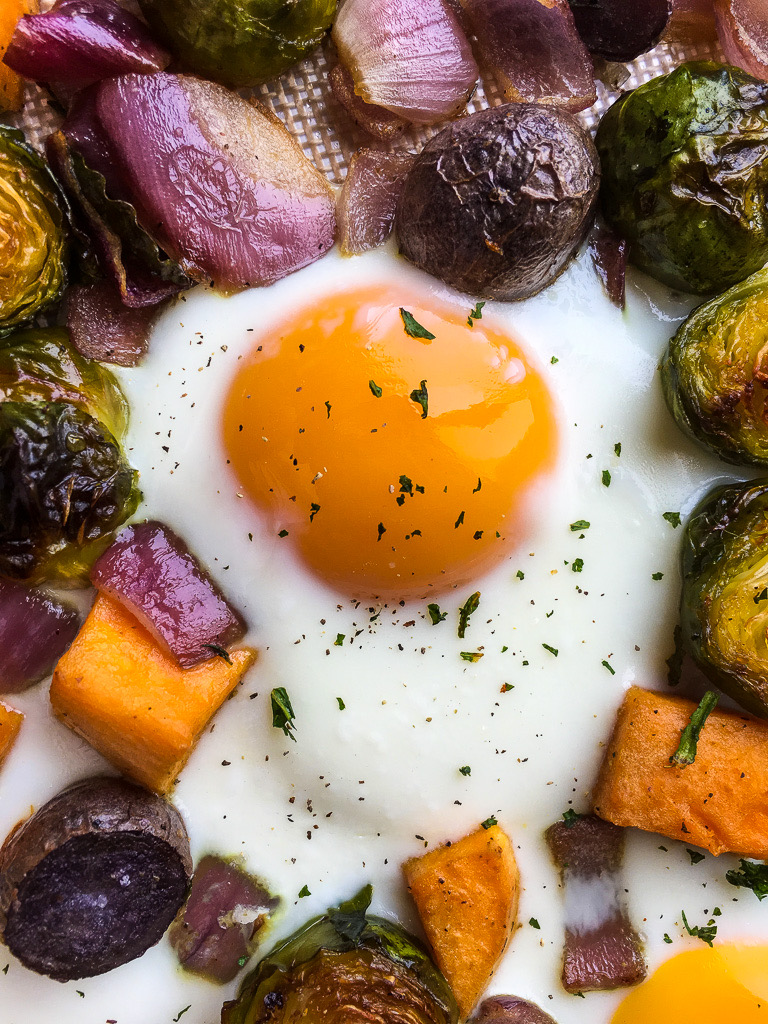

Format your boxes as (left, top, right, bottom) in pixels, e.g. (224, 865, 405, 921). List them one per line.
(562, 809, 583, 828)
(309, 502, 320, 522)
(336, 697, 346, 710)
(570, 520, 590, 531)
(551, 356, 559, 364)
(460, 651, 483, 662)
(454, 511, 465, 528)
(377, 522, 386, 542)
(298, 885, 311, 898)
(663, 933, 672, 944)
(602, 469, 611, 487)
(681, 909, 717, 947)
(409, 380, 429, 418)
(335, 633, 345, 646)
(400, 308, 436, 340)
(202, 643, 232, 665)
(459, 765, 472, 776)
(473, 477, 482, 493)
(726, 859, 768, 899)
(458, 591, 480, 639)
(602, 660, 615, 675)
(270, 687, 297, 742)
(278, 529, 289, 538)
(427, 603, 447, 625)
(516, 570, 525, 580)
(670, 691, 719, 767)
(542, 643, 558, 657)
(572, 557, 584, 573)
(663, 511, 682, 528)
(368, 379, 383, 398)
(529, 918, 541, 929)
(687, 849, 705, 865)
(467, 301, 485, 326)
(501, 683, 514, 693)
(652, 572, 664, 581)
(173, 1007, 192, 1023)
(481, 815, 498, 830)
(614, 442, 622, 456)
(325, 400, 331, 418)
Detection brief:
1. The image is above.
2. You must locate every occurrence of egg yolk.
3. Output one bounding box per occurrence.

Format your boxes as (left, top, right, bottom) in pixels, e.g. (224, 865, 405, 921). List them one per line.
(223, 286, 557, 598)
(612, 945, 768, 1022)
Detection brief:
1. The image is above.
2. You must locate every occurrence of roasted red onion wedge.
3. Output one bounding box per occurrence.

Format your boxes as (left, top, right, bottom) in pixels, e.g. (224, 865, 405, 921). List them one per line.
(473, 996, 558, 1024)
(588, 221, 627, 309)
(329, 63, 406, 142)
(3, 0, 169, 91)
(0, 579, 80, 694)
(169, 856, 277, 983)
(568, 0, 670, 61)
(65, 280, 165, 366)
(546, 814, 646, 993)
(338, 148, 414, 255)
(666, 0, 717, 41)
(90, 520, 246, 668)
(71, 73, 335, 291)
(333, 0, 478, 124)
(458, 0, 595, 111)
(715, 0, 768, 80)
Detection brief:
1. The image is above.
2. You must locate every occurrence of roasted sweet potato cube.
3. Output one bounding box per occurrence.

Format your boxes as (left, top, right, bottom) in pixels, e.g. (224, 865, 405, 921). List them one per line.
(403, 824, 519, 1019)
(0, 700, 23, 766)
(50, 594, 255, 794)
(592, 685, 768, 857)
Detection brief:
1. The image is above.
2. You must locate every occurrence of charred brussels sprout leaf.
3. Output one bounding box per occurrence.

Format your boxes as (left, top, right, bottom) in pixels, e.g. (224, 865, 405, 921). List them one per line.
(137, 0, 336, 88)
(0, 125, 67, 334)
(597, 61, 768, 295)
(0, 327, 129, 439)
(221, 886, 459, 1024)
(662, 268, 768, 465)
(681, 480, 768, 717)
(0, 402, 140, 585)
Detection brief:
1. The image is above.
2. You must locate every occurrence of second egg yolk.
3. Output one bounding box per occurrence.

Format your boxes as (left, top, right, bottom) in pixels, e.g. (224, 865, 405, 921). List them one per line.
(223, 286, 557, 599)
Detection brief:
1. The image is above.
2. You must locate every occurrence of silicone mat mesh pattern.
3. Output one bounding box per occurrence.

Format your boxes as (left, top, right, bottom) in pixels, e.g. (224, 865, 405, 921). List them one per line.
(10, 18, 720, 184)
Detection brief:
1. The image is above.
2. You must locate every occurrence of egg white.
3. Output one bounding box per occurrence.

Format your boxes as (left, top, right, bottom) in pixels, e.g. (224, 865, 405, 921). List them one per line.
(0, 242, 762, 1024)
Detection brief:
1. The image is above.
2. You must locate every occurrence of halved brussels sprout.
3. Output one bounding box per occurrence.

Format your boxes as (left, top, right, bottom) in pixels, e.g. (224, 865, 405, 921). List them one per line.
(0, 401, 140, 585)
(681, 480, 768, 717)
(137, 0, 336, 88)
(222, 885, 458, 1024)
(662, 269, 768, 466)
(0, 327, 129, 439)
(596, 61, 768, 295)
(0, 125, 67, 334)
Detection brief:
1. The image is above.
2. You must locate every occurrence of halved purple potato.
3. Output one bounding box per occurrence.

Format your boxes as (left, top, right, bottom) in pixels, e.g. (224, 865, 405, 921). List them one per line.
(0, 776, 192, 981)
(395, 103, 599, 300)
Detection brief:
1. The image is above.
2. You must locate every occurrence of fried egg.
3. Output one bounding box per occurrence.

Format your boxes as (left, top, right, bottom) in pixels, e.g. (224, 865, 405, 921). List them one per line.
(1, 242, 766, 1024)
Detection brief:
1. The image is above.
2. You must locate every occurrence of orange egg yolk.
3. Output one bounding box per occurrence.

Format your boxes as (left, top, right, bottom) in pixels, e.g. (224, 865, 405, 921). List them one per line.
(223, 286, 557, 599)
(612, 945, 768, 1022)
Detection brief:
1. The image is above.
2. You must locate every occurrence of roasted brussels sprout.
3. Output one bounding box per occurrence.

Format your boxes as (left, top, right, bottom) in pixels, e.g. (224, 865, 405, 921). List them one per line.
(395, 104, 599, 300)
(662, 268, 768, 465)
(222, 885, 459, 1024)
(0, 327, 129, 439)
(0, 401, 140, 585)
(0, 125, 67, 334)
(681, 479, 768, 717)
(137, 0, 336, 88)
(597, 62, 768, 295)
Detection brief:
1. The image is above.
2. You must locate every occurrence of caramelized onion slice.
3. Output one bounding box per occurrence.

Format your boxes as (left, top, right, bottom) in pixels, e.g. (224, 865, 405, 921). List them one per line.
(90, 520, 246, 668)
(546, 815, 646, 993)
(329, 63, 406, 142)
(65, 279, 165, 366)
(666, 0, 717, 41)
(715, 0, 768, 80)
(333, 0, 478, 124)
(473, 996, 558, 1024)
(0, 579, 80, 694)
(4, 0, 169, 90)
(459, 0, 596, 111)
(89, 73, 335, 291)
(588, 221, 627, 309)
(338, 147, 414, 255)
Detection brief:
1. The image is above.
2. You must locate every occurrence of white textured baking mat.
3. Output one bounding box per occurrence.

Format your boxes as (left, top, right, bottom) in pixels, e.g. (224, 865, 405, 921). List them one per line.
(9, 14, 721, 183)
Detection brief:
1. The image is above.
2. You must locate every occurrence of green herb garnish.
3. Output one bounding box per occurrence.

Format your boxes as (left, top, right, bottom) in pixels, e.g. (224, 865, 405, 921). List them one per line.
(467, 301, 485, 327)
(663, 511, 682, 528)
(409, 379, 429, 418)
(681, 909, 717, 947)
(570, 520, 590, 531)
(298, 885, 311, 898)
(726, 859, 768, 899)
(670, 691, 719, 766)
(481, 815, 498, 830)
(270, 687, 297, 742)
(202, 643, 232, 665)
(602, 469, 611, 487)
(459, 765, 471, 776)
(368, 380, 382, 398)
(400, 308, 435, 340)
(458, 591, 480, 639)
(427, 603, 447, 625)
(460, 651, 483, 663)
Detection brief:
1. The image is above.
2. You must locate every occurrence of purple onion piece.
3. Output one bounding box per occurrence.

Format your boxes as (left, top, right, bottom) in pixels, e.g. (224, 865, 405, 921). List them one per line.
(90, 521, 246, 668)
(459, 0, 596, 111)
(715, 0, 768, 80)
(473, 996, 558, 1024)
(3, 0, 170, 91)
(65, 280, 166, 366)
(329, 63, 407, 142)
(338, 147, 414, 255)
(169, 855, 277, 983)
(545, 815, 646, 993)
(0, 579, 80, 694)
(87, 73, 335, 291)
(588, 221, 627, 309)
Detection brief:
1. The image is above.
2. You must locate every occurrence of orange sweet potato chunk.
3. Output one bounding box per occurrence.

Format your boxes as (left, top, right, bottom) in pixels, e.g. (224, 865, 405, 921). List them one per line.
(403, 824, 519, 1019)
(593, 685, 768, 857)
(50, 593, 255, 794)
(0, 0, 37, 112)
(0, 700, 23, 766)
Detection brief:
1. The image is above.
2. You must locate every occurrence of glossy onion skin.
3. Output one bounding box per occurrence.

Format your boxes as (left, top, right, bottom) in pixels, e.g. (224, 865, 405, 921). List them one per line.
(395, 103, 599, 300)
(222, 888, 459, 1024)
(137, 0, 336, 88)
(681, 480, 768, 718)
(568, 0, 670, 61)
(597, 61, 768, 296)
(0, 401, 140, 585)
(662, 268, 768, 466)
(0, 125, 67, 336)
